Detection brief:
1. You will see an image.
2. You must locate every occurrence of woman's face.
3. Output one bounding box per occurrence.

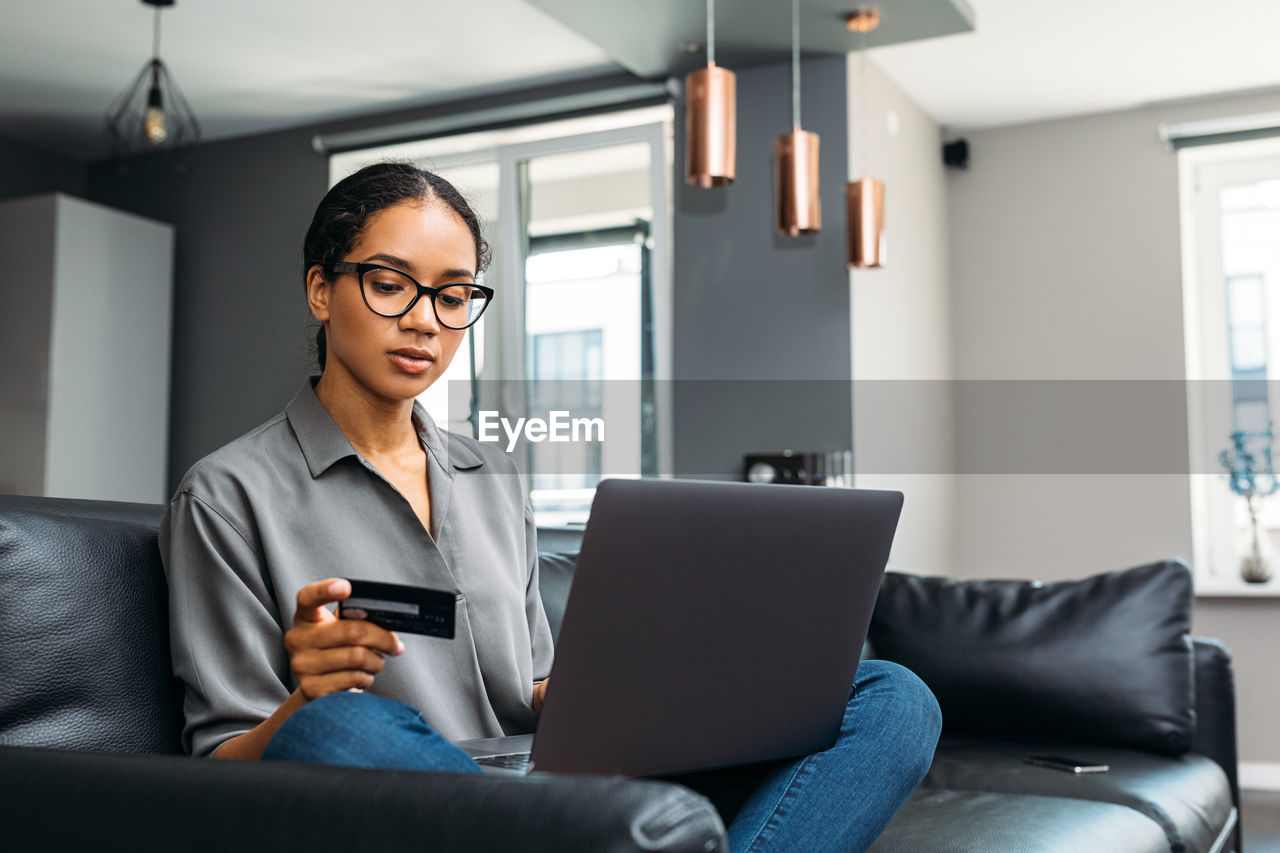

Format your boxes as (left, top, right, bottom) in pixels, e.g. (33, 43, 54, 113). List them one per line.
(307, 200, 477, 404)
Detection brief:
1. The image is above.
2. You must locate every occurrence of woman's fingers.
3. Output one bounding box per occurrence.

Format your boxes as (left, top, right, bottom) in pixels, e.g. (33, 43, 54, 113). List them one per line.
(285, 579, 406, 702)
(296, 669, 376, 701)
(287, 617, 403, 656)
(294, 578, 350, 624)
(290, 644, 389, 677)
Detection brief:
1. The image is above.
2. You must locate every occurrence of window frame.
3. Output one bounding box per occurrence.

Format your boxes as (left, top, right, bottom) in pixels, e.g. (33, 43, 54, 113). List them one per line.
(327, 110, 675, 524)
(1179, 137, 1280, 596)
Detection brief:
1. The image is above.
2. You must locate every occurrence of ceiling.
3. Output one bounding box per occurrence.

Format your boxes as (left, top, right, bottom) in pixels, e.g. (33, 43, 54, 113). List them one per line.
(526, 0, 974, 78)
(871, 0, 1280, 132)
(0, 0, 615, 161)
(3, 0, 1280, 163)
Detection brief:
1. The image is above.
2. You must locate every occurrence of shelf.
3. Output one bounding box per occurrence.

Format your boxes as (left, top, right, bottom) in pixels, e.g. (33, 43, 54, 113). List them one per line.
(1194, 576, 1280, 598)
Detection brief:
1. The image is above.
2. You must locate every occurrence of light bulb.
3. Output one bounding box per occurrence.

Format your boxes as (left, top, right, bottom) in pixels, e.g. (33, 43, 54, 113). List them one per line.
(144, 105, 168, 144)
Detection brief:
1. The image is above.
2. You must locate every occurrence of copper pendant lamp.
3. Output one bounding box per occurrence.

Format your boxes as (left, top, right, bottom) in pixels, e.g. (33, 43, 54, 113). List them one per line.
(686, 0, 735, 187)
(775, 0, 820, 235)
(846, 177, 885, 267)
(846, 9, 885, 268)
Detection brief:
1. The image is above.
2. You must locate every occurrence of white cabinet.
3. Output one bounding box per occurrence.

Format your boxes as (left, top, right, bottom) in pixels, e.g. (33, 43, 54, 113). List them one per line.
(0, 193, 173, 503)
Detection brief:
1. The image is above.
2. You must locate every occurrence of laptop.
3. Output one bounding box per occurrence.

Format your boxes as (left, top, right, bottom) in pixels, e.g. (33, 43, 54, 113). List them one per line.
(456, 477, 903, 777)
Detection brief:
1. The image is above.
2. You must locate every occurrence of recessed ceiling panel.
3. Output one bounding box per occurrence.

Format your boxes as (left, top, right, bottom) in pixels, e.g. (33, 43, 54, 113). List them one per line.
(526, 0, 975, 78)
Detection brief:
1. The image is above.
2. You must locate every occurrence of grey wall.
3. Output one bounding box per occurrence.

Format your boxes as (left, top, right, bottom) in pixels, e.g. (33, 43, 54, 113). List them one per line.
(89, 126, 327, 492)
(946, 88, 1280, 763)
(0, 133, 86, 201)
(672, 55, 851, 479)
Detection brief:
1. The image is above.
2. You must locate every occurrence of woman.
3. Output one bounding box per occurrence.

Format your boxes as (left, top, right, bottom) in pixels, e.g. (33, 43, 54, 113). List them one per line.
(160, 161, 941, 851)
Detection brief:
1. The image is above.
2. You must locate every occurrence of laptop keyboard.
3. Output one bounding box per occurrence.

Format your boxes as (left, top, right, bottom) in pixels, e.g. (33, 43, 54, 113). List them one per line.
(474, 752, 532, 772)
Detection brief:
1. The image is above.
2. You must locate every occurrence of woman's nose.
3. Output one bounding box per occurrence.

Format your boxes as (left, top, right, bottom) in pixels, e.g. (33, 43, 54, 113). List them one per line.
(399, 293, 441, 333)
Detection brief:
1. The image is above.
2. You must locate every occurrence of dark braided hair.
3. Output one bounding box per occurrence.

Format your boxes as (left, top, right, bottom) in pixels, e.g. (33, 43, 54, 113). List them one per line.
(302, 161, 491, 371)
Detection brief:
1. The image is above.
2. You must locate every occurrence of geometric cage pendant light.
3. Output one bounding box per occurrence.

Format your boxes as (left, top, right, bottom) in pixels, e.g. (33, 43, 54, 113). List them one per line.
(775, 0, 820, 235)
(685, 0, 736, 187)
(105, 0, 201, 174)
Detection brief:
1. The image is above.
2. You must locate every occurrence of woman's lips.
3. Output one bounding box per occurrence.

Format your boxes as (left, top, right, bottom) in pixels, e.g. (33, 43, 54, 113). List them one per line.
(388, 350, 435, 374)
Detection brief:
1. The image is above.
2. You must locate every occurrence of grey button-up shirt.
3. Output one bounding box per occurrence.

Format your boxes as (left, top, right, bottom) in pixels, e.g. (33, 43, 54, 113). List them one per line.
(159, 379, 554, 758)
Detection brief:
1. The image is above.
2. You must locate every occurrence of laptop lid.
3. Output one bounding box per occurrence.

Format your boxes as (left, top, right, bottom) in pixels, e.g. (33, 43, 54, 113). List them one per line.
(530, 478, 902, 777)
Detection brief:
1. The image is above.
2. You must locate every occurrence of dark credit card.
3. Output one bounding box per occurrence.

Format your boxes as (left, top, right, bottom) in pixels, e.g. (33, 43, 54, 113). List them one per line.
(338, 579, 456, 639)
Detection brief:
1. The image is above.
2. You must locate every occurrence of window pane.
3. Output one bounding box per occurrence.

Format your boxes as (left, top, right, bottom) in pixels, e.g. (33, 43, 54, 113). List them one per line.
(1234, 399, 1271, 433)
(1231, 327, 1267, 372)
(1220, 182, 1260, 211)
(1227, 275, 1264, 326)
(520, 141, 655, 501)
(1220, 209, 1280, 274)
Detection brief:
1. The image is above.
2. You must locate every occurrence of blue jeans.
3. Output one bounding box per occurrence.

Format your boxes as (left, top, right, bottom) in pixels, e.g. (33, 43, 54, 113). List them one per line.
(262, 660, 941, 853)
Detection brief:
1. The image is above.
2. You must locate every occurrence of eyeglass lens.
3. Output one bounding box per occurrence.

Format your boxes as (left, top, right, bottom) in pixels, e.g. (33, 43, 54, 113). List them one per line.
(362, 267, 487, 328)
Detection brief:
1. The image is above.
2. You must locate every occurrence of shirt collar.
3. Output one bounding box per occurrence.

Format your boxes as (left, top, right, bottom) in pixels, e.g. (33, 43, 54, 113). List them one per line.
(286, 378, 485, 479)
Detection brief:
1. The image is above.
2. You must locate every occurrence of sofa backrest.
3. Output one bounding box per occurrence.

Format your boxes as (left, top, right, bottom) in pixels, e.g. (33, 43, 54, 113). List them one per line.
(0, 495, 584, 755)
(1, 495, 1231, 778)
(0, 495, 184, 753)
(868, 561, 1198, 756)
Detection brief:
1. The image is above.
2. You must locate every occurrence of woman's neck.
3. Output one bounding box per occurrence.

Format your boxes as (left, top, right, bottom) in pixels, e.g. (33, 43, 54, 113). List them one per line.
(314, 370, 420, 459)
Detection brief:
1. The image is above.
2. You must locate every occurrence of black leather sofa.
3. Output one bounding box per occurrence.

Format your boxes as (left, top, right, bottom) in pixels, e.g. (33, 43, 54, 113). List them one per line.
(0, 495, 1242, 852)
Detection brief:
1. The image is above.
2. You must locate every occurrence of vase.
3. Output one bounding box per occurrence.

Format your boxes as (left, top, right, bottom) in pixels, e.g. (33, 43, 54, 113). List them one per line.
(1241, 507, 1274, 584)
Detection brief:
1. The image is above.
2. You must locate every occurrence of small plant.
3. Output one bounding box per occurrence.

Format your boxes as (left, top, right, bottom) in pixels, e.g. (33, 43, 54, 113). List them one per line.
(1220, 426, 1280, 583)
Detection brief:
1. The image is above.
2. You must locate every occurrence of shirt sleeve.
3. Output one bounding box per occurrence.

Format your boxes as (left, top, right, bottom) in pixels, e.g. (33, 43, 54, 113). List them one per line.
(524, 496, 555, 683)
(159, 490, 294, 757)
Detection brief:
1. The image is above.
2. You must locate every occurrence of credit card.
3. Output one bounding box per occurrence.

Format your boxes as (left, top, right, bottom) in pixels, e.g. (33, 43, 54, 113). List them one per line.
(338, 579, 456, 639)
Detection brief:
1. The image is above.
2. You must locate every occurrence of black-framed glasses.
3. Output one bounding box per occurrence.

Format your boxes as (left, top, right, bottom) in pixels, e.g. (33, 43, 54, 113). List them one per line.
(330, 261, 493, 330)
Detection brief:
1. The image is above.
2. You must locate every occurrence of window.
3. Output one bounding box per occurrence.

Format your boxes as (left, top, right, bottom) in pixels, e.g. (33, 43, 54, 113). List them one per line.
(531, 329, 604, 382)
(330, 106, 673, 525)
(1180, 138, 1280, 595)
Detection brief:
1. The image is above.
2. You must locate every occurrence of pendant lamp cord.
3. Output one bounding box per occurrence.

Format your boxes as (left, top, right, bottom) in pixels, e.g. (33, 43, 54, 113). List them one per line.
(706, 0, 715, 65)
(152, 5, 162, 60)
(858, 32, 868, 154)
(791, 0, 800, 129)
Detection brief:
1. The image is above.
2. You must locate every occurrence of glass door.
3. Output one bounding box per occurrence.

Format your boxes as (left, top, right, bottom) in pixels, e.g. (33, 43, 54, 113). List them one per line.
(494, 124, 672, 522)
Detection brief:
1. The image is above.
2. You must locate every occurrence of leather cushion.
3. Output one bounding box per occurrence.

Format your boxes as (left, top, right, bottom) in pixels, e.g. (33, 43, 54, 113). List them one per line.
(869, 788, 1172, 853)
(537, 551, 577, 644)
(868, 560, 1196, 756)
(922, 736, 1233, 853)
(0, 497, 182, 752)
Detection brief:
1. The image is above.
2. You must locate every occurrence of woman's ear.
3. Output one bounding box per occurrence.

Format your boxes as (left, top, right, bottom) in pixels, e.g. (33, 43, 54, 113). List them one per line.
(305, 265, 332, 323)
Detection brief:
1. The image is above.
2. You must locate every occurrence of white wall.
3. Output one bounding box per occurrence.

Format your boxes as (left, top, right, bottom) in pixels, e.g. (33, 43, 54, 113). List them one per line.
(947, 88, 1280, 762)
(0, 194, 173, 503)
(45, 195, 174, 503)
(849, 57, 956, 575)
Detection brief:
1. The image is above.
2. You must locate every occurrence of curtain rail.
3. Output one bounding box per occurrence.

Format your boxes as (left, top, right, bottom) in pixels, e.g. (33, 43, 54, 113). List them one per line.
(1160, 111, 1280, 150)
(312, 79, 679, 155)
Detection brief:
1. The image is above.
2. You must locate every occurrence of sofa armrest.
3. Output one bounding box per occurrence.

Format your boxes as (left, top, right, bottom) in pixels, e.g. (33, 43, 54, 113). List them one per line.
(1189, 638, 1240, 812)
(0, 746, 726, 853)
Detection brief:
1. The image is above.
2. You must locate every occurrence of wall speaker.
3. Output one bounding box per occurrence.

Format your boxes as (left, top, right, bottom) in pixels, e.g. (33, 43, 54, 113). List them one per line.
(943, 138, 969, 170)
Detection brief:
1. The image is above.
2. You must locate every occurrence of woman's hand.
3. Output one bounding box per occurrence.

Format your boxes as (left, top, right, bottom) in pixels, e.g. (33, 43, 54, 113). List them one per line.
(284, 578, 405, 701)
(533, 678, 551, 715)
